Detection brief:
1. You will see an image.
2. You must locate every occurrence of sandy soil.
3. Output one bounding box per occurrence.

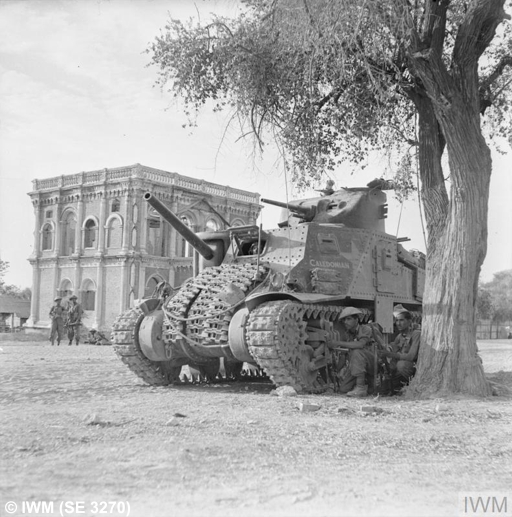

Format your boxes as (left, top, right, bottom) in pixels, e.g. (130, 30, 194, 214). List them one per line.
(0, 336, 511, 517)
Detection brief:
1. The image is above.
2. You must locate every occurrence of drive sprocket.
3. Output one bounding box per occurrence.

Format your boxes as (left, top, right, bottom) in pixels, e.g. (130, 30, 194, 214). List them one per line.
(112, 307, 180, 386)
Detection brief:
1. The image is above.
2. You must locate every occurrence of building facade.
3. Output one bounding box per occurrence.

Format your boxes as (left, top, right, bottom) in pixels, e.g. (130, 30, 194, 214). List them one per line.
(26, 164, 260, 332)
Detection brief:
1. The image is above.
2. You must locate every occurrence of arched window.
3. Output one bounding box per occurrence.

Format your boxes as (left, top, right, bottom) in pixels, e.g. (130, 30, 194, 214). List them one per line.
(147, 216, 160, 255)
(62, 211, 76, 256)
(58, 279, 73, 300)
(111, 199, 120, 213)
(230, 219, 245, 227)
(42, 223, 53, 251)
(84, 219, 97, 248)
(106, 216, 123, 248)
(147, 206, 167, 256)
(179, 216, 194, 257)
(81, 279, 96, 311)
(206, 218, 220, 232)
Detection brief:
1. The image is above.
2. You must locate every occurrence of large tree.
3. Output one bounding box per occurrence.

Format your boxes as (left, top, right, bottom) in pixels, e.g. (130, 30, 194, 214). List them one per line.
(148, 0, 512, 397)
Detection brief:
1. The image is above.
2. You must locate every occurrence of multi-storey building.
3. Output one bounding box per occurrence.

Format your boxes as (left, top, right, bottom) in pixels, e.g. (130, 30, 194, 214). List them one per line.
(26, 164, 260, 332)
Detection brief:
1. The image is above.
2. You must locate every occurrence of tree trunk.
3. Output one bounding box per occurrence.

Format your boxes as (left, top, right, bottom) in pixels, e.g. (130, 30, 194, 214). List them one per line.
(408, 105, 493, 397)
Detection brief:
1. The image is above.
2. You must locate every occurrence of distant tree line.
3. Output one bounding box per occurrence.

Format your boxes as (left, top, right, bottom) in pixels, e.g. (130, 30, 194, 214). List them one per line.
(477, 270, 512, 332)
(0, 260, 31, 300)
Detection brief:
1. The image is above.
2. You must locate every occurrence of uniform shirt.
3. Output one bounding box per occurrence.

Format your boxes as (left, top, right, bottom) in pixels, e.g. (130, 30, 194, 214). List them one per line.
(345, 324, 373, 347)
(49, 305, 64, 320)
(67, 303, 83, 325)
(391, 329, 421, 362)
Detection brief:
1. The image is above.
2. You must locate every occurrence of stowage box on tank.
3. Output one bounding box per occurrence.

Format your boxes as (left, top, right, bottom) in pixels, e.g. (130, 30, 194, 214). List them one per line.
(111, 182, 425, 392)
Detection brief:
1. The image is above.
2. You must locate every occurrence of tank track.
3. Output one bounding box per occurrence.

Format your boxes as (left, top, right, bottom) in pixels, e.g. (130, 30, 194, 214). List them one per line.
(163, 263, 266, 362)
(112, 307, 178, 386)
(112, 262, 266, 386)
(247, 300, 344, 393)
(113, 269, 344, 392)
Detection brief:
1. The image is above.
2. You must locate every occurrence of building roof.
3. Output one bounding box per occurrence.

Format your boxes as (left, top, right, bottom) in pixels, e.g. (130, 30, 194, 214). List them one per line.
(29, 163, 260, 205)
(0, 295, 31, 319)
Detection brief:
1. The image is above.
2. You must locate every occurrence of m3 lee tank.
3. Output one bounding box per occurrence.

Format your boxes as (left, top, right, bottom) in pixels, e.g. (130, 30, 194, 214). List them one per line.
(111, 180, 425, 392)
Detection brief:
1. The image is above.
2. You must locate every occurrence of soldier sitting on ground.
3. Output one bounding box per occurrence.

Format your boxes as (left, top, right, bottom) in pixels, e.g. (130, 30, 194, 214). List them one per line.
(332, 307, 375, 398)
(379, 305, 421, 394)
(86, 329, 110, 346)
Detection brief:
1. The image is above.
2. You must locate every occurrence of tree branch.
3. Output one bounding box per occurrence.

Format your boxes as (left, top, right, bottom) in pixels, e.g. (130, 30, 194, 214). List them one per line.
(453, 0, 508, 65)
(421, 0, 450, 57)
(479, 54, 512, 113)
(480, 55, 512, 92)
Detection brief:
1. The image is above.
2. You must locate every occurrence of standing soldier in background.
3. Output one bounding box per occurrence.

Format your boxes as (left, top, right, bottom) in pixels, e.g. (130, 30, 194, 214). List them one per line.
(49, 297, 65, 346)
(66, 295, 83, 346)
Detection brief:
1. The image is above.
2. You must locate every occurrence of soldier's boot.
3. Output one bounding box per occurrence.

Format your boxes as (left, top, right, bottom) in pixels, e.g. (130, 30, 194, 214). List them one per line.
(346, 384, 368, 397)
(390, 374, 406, 395)
(68, 341, 72, 346)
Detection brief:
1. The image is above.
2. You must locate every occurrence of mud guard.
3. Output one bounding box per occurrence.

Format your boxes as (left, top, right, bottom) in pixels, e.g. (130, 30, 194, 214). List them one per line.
(244, 291, 348, 311)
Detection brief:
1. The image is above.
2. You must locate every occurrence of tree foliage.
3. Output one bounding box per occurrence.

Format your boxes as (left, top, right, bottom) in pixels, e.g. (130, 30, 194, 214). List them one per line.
(148, 0, 512, 189)
(479, 269, 512, 322)
(0, 260, 31, 300)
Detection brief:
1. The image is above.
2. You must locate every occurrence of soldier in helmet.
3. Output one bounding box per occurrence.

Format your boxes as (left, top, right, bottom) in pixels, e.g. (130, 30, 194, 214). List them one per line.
(49, 297, 65, 346)
(379, 305, 420, 394)
(86, 328, 110, 346)
(332, 307, 375, 397)
(65, 295, 83, 346)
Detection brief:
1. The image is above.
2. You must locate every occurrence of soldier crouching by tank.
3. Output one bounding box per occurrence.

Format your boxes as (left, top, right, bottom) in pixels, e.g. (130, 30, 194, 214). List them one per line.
(49, 297, 65, 346)
(65, 295, 83, 346)
(333, 307, 375, 397)
(379, 306, 420, 394)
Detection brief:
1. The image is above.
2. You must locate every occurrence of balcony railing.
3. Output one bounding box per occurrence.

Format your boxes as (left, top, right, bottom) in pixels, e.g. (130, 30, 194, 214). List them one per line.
(32, 164, 260, 204)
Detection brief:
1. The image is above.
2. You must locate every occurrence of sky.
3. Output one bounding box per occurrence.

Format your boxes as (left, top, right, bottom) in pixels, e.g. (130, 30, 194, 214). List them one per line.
(0, 0, 511, 289)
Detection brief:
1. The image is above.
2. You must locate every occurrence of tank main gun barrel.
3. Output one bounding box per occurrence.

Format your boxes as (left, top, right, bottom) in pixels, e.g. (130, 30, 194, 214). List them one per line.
(260, 198, 315, 220)
(144, 192, 214, 260)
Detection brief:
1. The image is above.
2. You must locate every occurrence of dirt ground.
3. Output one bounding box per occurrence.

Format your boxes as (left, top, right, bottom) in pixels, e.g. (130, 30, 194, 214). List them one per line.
(0, 335, 511, 517)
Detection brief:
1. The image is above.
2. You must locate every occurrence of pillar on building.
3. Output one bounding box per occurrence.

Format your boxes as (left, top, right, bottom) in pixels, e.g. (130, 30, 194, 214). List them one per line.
(26, 258, 40, 327)
(53, 199, 62, 257)
(119, 257, 130, 312)
(97, 191, 107, 254)
(27, 198, 42, 327)
(33, 198, 42, 256)
(121, 191, 132, 253)
(139, 193, 148, 255)
(74, 194, 84, 255)
(94, 259, 104, 328)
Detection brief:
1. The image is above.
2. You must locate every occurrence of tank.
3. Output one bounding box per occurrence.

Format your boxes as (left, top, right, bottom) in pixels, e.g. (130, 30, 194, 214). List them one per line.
(111, 183, 425, 392)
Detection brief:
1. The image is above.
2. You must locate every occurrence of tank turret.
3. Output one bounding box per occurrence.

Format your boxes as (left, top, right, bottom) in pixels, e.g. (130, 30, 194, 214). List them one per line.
(263, 186, 388, 231)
